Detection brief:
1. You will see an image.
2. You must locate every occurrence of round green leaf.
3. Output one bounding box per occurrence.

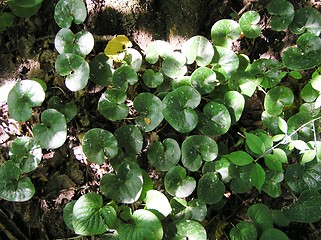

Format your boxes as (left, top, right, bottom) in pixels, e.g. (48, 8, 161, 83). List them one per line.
(123, 48, 142, 72)
(89, 53, 113, 86)
(162, 86, 201, 133)
(133, 93, 163, 132)
(164, 220, 207, 240)
(147, 138, 180, 172)
(118, 209, 163, 240)
(239, 11, 261, 38)
(9, 137, 42, 173)
(0, 161, 35, 202)
(112, 65, 138, 90)
(282, 190, 321, 223)
(212, 46, 239, 81)
(54, 0, 87, 28)
(224, 91, 245, 124)
(211, 19, 241, 48)
(8, 1, 42, 18)
(114, 125, 143, 155)
(229, 164, 254, 193)
(289, 7, 321, 35)
(7, 80, 45, 122)
(247, 203, 273, 235)
(181, 35, 214, 66)
(55, 53, 89, 91)
(162, 52, 187, 78)
(100, 161, 143, 203)
(144, 190, 172, 219)
(142, 69, 164, 88)
(198, 101, 231, 136)
(145, 40, 174, 64)
(197, 172, 225, 204)
(226, 151, 254, 166)
(264, 86, 294, 115)
(164, 166, 196, 198)
(267, 0, 294, 31)
(282, 33, 321, 70)
(98, 89, 129, 121)
(181, 135, 218, 172)
(230, 221, 257, 240)
(170, 198, 207, 222)
(32, 109, 67, 149)
(47, 96, 77, 122)
(82, 128, 118, 165)
(55, 28, 94, 56)
(191, 67, 216, 95)
(261, 228, 289, 240)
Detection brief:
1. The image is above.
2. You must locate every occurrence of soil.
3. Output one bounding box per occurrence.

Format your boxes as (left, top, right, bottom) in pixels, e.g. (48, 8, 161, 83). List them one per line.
(0, 0, 321, 239)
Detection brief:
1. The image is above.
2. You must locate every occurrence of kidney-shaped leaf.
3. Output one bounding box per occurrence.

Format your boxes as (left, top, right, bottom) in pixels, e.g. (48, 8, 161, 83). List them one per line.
(247, 203, 274, 235)
(47, 96, 77, 122)
(170, 198, 207, 222)
(82, 128, 118, 165)
(7, 1, 42, 18)
(162, 51, 187, 78)
(267, 0, 294, 31)
(229, 221, 257, 240)
(211, 19, 241, 48)
(89, 53, 113, 86)
(100, 161, 143, 203)
(239, 11, 261, 38)
(113, 65, 138, 90)
(133, 93, 163, 132)
(197, 172, 225, 204)
(114, 125, 143, 155)
(290, 7, 321, 35)
(164, 220, 207, 240)
(144, 190, 172, 219)
(147, 138, 180, 172)
(264, 86, 294, 116)
(0, 161, 35, 202)
(162, 86, 201, 133)
(145, 40, 174, 64)
(54, 0, 87, 28)
(212, 46, 239, 81)
(181, 35, 214, 66)
(142, 69, 164, 88)
(164, 166, 196, 198)
(182, 135, 218, 172)
(55, 53, 89, 91)
(118, 209, 163, 240)
(8, 80, 45, 122)
(32, 109, 67, 149)
(9, 137, 42, 173)
(191, 67, 216, 95)
(98, 89, 129, 121)
(261, 228, 289, 240)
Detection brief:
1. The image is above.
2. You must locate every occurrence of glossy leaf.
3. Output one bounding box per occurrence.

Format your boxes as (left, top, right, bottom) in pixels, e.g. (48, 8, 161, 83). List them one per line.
(239, 11, 261, 38)
(100, 161, 143, 203)
(181, 135, 218, 172)
(54, 0, 87, 28)
(145, 40, 174, 64)
(114, 125, 143, 155)
(164, 220, 207, 240)
(32, 109, 67, 149)
(142, 69, 164, 88)
(229, 163, 254, 193)
(47, 96, 77, 122)
(123, 48, 142, 72)
(247, 203, 273, 236)
(63, 201, 76, 231)
(264, 148, 287, 172)
(104, 35, 132, 62)
(261, 229, 288, 240)
(230, 221, 257, 240)
(112, 65, 138, 90)
(10, 0, 43, 7)
(245, 133, 265, 155)
(289, 7, 321, 35)
(224, 91, 245, 124)
(250, 163, 266, 192)
(7, 80, 45, 122)
(264, 86, 294, 115)
(170, 198, 207, 222)
(8, 1, 42, 18)
(191, 67, 216, 95)
(197, 172, 225, 204)
(82, 128, 118, 165)
(162, 51, 187, 78)
(267, 0, 294, 31)
(212, 46, 239, 81)
(211, 19, 241, 48)
(226, 151, 254, 166)
(89, 54, 113, 86)
(144, 190, 172, 219)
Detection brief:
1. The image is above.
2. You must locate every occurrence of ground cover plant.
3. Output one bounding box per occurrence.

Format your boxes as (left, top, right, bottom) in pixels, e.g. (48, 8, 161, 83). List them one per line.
(1, 0, 321, 239)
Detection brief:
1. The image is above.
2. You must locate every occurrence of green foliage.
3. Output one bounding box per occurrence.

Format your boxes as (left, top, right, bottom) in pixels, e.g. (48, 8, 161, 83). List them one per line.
(0, 12, 14, 32)
(7, 0, 43, 18)
(54, 0, 87, 28)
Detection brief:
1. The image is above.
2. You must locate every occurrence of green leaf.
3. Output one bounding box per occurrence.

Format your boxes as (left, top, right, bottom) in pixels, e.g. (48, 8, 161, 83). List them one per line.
(211, 19, 241, 48)
(145, 40, 174, 64)
(283, 190, 321, 223)
(191, 67, 216, 95)
(55, 53, 89, 91)
(181, 135, 218, 172)
(239, 11, 261, 38)
(54, 0, 87, 28)
(142, 69, 164, 88)
(267, 0, 294, 31)
(278, 117, 288, 134)
(245, 133, 265, 155)
(47, 96, 77, 122)
(230, 221, 257, 240)
(170, 198, 207, 222)
(63, 200, 76, 231)
(55, 28, 94, 56)
(198, 101, 231, 136)
(133, 93, 163, 132)
(282, 33, 321, 70)
(197, 172, 225, 204)
(164, 220, 207, 240)
(290, 7, 321, 35)
(250, 163, 266, 192)
(12, 0, 43, 8)
(224, 91, 245, 124)
(0, 161, 35, 202)
(181, 35, 214, 66)
(118, 209, 163, 240)
(0, 12, 14, 32)
(144, 190, 172, 219)
(271, 209, 290, 227)
(32, 109, 67, 149)
(147, 138, 180, 172)
(310, 75, 321, 92)
(98, 89, 129, 121)
(114, 125, 143, 155)
(264, 86, 294, 116)
(226, 151, 254, 166)
(262, 170, 283, 198)
(100, 161, 143, 203)
(247, 203, 273, 236)
(264, 148, 287, 171)
(162, 86, 201, 133)
(260, 228, 289, 240)
(123, 48, 142, 72)
(8, 1, 42, 18)
(164, 166, 196, 198)
(9, 137, 42, 173)
(82, 128, 118, 165)
(112, 65, 138, 90)
(89, 53, 113, 86)
(7, 80, 45, 122)
(229, 164, 254, 193)
(162, 52, 187, 78)
(139, 169, 153, 201)
(287, 112, 313, 141)
(212, 46, 239, 81)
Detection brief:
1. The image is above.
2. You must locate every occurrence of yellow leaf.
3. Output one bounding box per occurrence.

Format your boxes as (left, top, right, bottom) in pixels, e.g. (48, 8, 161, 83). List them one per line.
(104, 35, 132, 62)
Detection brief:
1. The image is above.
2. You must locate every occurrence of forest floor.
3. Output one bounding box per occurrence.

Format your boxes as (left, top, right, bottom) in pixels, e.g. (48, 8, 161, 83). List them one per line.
(0, 0, 321, 239)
